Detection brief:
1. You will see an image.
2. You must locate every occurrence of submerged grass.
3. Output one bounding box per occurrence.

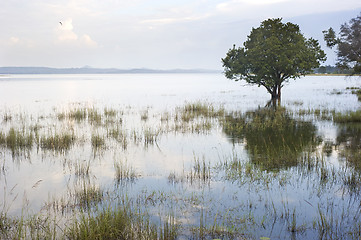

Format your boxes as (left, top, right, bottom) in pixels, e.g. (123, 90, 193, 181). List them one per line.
(114, 159, 138, 183)
(0, 128, 34, 153)
(40, 133, 76, 152)
(66, 205, 178, 240)
(91, 134, 106, 150)
(3, 102, 361, 239)
(333, 110, 361, 123)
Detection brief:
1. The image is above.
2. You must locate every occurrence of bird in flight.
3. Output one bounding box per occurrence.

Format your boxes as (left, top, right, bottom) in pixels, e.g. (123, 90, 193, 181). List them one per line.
(59, 21, 63, 26)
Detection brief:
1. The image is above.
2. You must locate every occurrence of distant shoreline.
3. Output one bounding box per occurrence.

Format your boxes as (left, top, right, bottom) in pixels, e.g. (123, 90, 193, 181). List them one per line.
(307, 73, 360, 76)
(0, 67, 221, 75)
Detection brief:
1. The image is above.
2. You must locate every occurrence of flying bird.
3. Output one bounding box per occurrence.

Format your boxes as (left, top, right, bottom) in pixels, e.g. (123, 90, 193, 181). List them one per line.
(59, 21, 62, 26)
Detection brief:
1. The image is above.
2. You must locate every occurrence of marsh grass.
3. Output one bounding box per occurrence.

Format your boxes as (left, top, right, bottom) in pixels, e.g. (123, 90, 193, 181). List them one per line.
(107, 127, 128, 150)
(0, 212, 57, 240)
(114, 159, 138, 183)
(74, 159, 91, 178)
(104, 107, 117, 118)
(347, 87, 361, 101)
(333, 111, 361, 123)
(75, 184, 103, 209)
(179, 102, 225, 123)
(58, 107, 103, 125)
(0, 128, 33, 154)
(91, 134, 106, 149)
(66, 205, 177, 240)
(40, 132, 76, 152)
(3, 102, 361, 239)
(143, 128, 160, 146)
(189, 156, 211, 182)
(68, 108, 87, 122)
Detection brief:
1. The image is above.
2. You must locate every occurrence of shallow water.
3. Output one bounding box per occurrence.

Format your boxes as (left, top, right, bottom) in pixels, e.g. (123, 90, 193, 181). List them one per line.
(0, 73, 361, 239)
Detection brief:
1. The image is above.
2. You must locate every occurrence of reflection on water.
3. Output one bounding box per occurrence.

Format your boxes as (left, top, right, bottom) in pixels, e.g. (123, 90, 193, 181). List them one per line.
(223, 107, 320, 171)
(336, 124, 361, 171)
(0, 74, 361, 239)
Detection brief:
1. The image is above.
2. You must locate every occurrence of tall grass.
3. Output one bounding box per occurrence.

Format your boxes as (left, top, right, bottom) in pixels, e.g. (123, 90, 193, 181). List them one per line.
(114, 159, 138, 183)
(0, 128, 33, 153)
(66, 205, 177, 240)
(40, 133, 76, 152)
(333, 110, 361, 123)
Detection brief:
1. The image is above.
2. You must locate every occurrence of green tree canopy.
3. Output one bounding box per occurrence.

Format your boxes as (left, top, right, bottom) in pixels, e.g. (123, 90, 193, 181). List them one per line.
(222, 18, 326, 101)
(323, 13, 361, 74)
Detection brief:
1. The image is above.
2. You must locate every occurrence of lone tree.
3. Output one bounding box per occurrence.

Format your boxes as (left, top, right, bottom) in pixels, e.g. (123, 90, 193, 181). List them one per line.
(323, 13, 361, 74)
(222, 18, 326, 101)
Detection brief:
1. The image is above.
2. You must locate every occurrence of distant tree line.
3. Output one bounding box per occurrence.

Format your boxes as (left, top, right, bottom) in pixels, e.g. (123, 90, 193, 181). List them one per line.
(313, 65, 353, 74)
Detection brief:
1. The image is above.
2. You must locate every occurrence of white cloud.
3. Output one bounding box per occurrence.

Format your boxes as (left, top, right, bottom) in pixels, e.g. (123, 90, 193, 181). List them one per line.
(9, 37, 20, 45)
(82, 34, 98, 47)
(56, 18, 97, 47)
(1, 0, 361, 68)
(57, 19, 78, 41)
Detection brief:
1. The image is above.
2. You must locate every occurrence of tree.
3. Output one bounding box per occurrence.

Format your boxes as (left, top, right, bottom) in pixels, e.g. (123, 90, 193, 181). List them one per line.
(323, 13, 361, 74)
(222, 18, 326, 101)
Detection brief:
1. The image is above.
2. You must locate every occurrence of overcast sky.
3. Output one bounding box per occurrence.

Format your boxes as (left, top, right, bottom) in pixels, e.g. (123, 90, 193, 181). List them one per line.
(1, 0, 361, 70)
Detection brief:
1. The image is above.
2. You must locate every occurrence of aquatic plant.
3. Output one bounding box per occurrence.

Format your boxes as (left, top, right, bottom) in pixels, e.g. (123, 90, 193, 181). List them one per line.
(114, 159, 138, 183)
(0, 128, 34, 154)
(66, 205, 177, 240)
(333, 110, 361, 123)
(91, 134, 106, 149)
(40, 132, 76, 152)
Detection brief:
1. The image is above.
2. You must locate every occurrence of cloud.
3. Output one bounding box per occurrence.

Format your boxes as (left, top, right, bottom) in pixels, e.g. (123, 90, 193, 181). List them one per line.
(82, 34, 98, 47)
(57, 19, 78, 41)
(9, 37, 20, 45)
(56, 18, 97, 47)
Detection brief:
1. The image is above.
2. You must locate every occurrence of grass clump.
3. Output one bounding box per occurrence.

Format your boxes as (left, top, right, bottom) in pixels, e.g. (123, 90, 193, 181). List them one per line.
(189, 156, 211, 182)
(104, 108, 117, 118)
(347, 87, 361, 101)
(68, 108, 87, 121)
(181, 102, 224, 121)
(333, 110, 361, 123)
(114, 160, 138, 183)
(0, 128, 33, 153)
(143, 128, 159, 146)
(75, 184, 103, 209)
(91, 134, 106, 150)
(40, 133, 76, 152)
(66, 206, 177, 240)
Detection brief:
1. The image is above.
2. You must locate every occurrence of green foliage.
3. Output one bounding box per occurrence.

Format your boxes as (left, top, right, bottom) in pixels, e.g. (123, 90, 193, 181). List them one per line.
(222, 18, 326, 100)
(323, 13, 361, 74)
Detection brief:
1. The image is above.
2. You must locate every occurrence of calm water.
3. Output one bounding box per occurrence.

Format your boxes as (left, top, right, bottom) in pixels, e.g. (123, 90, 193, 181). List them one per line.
(0, 73, 360, 239)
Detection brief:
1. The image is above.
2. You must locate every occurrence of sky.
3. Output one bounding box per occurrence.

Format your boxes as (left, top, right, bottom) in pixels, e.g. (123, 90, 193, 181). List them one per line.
(1, 0, 361, 70)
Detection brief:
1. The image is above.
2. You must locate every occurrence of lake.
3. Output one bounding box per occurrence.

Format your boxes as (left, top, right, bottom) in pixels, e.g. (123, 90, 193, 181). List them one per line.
(0, 73, 360, 239)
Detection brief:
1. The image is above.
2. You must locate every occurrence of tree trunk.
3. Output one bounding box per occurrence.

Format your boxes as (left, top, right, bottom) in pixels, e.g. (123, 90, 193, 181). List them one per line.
(268, 85, 281, 107)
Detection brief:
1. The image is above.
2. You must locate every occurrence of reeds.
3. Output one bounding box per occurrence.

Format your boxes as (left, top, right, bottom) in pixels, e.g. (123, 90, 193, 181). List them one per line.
(2, 102, 361, 239)
(333, 110, 361, 123)
(91, 134, 106, 149)
(66, 205, 178, 240)
(40, 132, 76, 152)
(114, 159, 138, 183)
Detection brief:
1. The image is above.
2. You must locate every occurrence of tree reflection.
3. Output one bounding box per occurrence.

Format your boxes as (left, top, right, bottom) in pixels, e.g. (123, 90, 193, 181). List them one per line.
(222, 107, 320, 171)
(336, 124, 361, 171)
